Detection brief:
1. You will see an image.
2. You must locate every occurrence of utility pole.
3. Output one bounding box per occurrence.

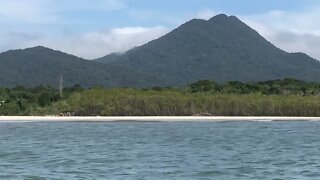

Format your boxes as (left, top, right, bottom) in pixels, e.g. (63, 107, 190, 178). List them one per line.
(59, 74, 63, 98)
(0, 100, 4, 116)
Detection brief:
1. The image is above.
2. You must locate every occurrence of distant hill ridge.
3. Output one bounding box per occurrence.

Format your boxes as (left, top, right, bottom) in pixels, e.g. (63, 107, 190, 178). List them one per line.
(0, 46, 161, 88)
(1, 14, 320, 87)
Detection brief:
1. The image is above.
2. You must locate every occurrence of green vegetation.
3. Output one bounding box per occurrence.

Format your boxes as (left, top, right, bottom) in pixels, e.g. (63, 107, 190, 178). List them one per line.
(0, 46, 161, 88)
(1, 15, 320, 89)
(1, 79, 320, 117)
(0, 85, 83, 115)
(97, 14, 320, 86)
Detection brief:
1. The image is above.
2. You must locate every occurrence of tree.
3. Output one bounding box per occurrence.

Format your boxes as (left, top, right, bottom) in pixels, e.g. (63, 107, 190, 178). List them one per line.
(189, 80, 216, 93)
(38, 92, 52, 107)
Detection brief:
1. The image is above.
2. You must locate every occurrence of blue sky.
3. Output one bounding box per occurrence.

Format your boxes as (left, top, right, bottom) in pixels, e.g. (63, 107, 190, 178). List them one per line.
(0, 0, 320, 59)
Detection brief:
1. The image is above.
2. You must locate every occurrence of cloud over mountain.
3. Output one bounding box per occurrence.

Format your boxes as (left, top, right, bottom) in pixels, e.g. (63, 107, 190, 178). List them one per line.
(0, 0, 319, 60)
(243, 7, 320, 60)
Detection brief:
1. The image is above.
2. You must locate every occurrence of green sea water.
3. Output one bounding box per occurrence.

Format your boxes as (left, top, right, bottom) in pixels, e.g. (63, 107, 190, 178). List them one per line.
(0, 121, 319, 179)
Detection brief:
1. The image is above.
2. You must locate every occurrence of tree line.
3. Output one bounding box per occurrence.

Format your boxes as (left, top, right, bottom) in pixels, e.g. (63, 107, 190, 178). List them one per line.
(1, 78, 320, 116)
(188, 78, 320, 95)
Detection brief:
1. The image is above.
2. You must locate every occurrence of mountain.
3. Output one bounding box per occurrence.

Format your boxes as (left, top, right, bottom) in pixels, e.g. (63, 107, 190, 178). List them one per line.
(96, 14, 320, 86)
(1, 14, 320, 88)
(0, 46, 160, 88)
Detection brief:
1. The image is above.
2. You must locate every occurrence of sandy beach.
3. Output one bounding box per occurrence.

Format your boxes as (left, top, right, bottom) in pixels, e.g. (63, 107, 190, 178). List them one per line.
(0, 116, 320, 122)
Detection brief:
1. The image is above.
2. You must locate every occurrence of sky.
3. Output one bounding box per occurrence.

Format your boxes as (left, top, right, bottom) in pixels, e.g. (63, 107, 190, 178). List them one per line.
(0, 0, 320, 60)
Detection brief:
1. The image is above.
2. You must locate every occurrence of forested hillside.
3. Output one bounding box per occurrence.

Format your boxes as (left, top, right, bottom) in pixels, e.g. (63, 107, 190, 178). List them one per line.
(0, 46, 161, 88)
(1, 14, 320, 88)
(97, 14, 320, 85)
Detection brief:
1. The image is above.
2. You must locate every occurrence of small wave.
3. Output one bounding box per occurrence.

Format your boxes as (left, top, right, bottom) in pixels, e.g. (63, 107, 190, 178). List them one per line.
(256, 119, 274, 122)
(0, 121, 30, 123)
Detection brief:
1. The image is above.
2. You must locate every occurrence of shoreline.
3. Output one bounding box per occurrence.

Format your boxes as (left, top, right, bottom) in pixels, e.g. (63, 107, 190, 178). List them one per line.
(0, 116, 320, 122)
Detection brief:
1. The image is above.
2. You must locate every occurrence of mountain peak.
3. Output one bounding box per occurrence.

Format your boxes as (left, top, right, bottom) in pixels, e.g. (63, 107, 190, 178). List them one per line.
(24, 46, 53, 52)
(208, 14, 230, 21)
(208, 14, 245, 26)
(22, 46, 79, 58)
(1, 14, 319, 88)
(179, 14, 247, 33)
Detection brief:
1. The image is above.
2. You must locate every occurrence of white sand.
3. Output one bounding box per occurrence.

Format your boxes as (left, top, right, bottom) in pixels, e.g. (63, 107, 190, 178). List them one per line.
(0, 116, 319, 122)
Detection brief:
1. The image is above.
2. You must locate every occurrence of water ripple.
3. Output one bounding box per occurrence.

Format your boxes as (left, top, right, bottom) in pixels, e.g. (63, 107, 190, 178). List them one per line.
(0, 121, 319, 179)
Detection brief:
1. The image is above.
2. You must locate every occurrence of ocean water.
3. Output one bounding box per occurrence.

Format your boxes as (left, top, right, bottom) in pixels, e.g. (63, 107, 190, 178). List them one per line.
(0, 121, 319, 180)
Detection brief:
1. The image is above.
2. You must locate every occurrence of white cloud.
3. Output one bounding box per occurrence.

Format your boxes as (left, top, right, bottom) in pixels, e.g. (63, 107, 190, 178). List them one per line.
(0, 26, 169, 59)
(0, 0, 141, 59)
(241, 7, 320, 60)
(1, 1, 320, 61)
(59, 26, 169, 59)
(0, 0, 58, 24)
(0, 0, 166, 59)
